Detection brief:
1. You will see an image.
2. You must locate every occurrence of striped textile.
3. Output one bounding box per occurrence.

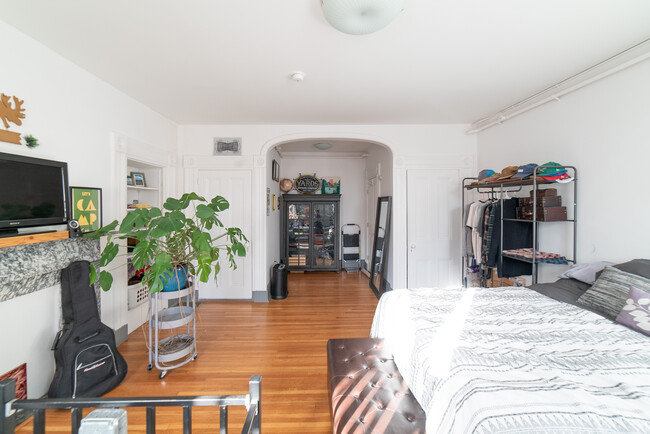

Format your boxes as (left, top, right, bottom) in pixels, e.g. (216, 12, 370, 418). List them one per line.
(502, 247, 568, 264)
(577, 266, 650, 319)
(370, 286, 650, 433)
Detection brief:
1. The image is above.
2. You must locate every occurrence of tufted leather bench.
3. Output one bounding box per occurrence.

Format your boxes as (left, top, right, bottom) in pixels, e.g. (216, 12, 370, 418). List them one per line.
(327, 338, 426, 434)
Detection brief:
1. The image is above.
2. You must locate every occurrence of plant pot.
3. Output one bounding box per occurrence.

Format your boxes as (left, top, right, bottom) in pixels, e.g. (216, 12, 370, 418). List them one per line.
(161, 265, 189, 292)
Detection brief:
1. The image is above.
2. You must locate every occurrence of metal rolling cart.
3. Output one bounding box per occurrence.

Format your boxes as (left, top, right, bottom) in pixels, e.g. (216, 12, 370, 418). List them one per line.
(341, 224, 361, 272)
(148, 280, 197, 379)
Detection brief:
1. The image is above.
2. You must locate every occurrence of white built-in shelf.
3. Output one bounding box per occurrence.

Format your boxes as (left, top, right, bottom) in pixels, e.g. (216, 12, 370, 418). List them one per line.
(127, 186, 159, 191)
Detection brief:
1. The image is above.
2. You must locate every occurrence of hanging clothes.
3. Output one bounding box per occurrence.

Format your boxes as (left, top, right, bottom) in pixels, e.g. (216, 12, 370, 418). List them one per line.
(486, 198, 533, 278)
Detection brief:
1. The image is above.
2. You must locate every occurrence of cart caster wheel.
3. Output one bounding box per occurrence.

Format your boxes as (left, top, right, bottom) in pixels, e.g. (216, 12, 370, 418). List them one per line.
(193, 355, 198, 361)
(159, 371, 167, 379)
(147, 364, 152, 371)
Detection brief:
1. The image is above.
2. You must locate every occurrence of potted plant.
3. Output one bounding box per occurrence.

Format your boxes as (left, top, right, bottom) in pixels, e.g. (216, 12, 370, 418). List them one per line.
(88, 192, 247, 293)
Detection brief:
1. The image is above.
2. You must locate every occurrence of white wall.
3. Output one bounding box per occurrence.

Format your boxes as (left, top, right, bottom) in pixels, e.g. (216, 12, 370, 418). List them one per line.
(476, 59, 650, 281)
(0, 20, 177, 397)
(179, 124, 476, 294)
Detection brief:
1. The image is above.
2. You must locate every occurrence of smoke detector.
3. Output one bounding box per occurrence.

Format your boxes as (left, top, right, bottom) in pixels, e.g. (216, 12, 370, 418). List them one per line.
(290, 71, 305, 82)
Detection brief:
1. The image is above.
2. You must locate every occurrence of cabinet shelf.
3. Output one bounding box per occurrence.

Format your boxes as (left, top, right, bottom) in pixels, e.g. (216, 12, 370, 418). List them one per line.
(282, 194, 341, 272)
(127, 186, 159, 191)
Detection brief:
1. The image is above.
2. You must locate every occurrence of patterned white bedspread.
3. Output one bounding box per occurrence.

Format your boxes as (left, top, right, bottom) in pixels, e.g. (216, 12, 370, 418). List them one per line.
(370, 286, 650, 433)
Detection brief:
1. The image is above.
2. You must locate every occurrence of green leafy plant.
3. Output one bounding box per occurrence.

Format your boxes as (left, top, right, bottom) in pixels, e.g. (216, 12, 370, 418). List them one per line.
(87, 192, 247, 293)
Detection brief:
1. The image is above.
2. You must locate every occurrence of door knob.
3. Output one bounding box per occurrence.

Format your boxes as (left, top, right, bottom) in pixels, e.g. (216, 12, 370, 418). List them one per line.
(410, 243, 416, 250)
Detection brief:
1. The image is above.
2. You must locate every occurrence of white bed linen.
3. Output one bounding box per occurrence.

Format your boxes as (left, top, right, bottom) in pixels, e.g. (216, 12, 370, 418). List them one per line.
(370, 286, 650, 433)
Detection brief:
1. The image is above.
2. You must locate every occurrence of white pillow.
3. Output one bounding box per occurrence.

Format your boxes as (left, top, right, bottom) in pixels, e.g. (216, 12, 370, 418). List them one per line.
(560, 261, 615, 285)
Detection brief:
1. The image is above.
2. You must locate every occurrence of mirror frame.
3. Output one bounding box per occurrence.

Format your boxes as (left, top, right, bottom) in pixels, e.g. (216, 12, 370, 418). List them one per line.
(369, 196, 392, 298)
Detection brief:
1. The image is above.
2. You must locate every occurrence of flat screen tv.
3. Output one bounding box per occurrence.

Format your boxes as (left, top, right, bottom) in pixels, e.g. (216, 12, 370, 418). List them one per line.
(0, 152, 69, 234)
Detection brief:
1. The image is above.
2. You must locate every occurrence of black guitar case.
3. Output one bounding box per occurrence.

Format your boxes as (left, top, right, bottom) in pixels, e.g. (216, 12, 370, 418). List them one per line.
(48, 261, 128, 398)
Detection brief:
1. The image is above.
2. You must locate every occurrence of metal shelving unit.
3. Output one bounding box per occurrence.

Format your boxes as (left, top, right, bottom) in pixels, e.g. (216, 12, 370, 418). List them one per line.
(148, 282, 197, 379)
(462, 166, 577, 286)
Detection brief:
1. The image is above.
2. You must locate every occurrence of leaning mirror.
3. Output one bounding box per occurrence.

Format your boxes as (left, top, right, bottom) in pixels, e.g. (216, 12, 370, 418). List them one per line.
(370, 196, 392, 298)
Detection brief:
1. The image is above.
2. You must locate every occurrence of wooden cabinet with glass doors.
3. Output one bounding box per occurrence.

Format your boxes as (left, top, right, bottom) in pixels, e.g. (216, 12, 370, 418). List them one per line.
(281, 194, 340, 272)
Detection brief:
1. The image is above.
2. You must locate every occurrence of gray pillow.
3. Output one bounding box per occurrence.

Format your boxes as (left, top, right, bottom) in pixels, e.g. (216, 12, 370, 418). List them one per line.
(577, 267, 650, 319)
(615, 286, 650, 336)
(596, 258, 650, 281)
(559, 261, 614, 285)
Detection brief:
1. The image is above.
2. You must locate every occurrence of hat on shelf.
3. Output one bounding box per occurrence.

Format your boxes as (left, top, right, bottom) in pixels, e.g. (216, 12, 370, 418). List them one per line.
(537, 162, 574, 182)
(479, 172, 503, 184)
(537, 162, 565, 177)
(497, 165, 519, 180)
(511, 163, 538, 179)
(477, 169, 495, 180)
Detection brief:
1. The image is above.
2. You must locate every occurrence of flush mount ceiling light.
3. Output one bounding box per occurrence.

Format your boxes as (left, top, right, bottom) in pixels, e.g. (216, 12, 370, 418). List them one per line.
(321, 0, 405, 35)
(314, 142, 332, 150)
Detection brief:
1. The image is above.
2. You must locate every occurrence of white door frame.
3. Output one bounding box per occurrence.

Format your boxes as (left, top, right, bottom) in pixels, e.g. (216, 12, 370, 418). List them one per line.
(396, 155, 474, 289)
(183, 155, 260, 297)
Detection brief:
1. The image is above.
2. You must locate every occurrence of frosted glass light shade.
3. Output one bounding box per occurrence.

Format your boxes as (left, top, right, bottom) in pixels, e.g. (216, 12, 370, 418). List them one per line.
(322, 0, 405, 35)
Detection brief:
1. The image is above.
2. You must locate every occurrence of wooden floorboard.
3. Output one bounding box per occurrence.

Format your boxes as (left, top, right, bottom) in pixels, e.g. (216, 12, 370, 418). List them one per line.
(16, 271, 378, 433)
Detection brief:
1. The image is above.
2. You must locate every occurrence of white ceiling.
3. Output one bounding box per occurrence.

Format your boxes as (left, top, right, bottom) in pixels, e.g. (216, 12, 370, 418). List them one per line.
(2, 0, 650, 125)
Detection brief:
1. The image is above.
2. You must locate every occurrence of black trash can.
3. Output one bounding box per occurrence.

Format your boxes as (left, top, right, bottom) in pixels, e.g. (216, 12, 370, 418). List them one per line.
(271, 263, 288, 300)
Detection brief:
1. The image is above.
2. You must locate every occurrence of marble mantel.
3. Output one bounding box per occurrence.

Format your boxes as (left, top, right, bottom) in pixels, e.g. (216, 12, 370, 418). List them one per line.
(0, 238, 100, 303)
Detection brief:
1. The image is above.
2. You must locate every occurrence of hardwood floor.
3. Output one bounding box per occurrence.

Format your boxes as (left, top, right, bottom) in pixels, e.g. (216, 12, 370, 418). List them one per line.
(17, 271, 379, 433)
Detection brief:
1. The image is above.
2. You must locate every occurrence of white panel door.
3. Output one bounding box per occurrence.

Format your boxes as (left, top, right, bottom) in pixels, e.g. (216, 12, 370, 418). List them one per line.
(196, 169, 252, 300)
(407, 169, 461, 288)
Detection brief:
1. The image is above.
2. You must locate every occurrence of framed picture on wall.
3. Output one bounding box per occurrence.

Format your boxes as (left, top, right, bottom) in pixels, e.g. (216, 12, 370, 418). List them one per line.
(272, 160, 280, 182)
(70, 186, 103, 233)
(131, 172, 146, 187)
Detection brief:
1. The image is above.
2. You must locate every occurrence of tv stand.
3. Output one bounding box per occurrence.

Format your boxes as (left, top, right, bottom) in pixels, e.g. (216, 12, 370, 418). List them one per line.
(0, 229, 18, 238)
(0, 231, 68, 249)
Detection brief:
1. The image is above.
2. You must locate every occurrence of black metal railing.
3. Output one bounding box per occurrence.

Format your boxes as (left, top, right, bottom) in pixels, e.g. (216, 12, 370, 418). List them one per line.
(0, 375, 261, 434)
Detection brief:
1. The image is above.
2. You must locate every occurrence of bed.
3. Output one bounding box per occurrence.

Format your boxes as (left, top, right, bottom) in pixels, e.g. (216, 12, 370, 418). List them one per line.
(370, 266, 650, 433)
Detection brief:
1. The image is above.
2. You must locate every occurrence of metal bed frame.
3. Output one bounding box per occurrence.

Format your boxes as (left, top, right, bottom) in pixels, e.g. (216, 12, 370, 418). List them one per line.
(0, 375, 261, 434)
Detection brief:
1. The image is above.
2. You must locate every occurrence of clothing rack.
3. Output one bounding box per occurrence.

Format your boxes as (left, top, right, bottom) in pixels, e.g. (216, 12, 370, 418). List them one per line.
(461, 166, 577, 287)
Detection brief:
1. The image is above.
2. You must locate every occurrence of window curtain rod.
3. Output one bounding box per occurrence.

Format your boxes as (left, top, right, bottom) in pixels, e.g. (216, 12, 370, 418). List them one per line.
(466, 38, 650, 135)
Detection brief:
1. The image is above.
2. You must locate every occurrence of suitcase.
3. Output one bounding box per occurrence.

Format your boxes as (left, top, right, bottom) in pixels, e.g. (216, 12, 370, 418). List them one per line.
(48, 261, 128, 398)
(517, 206, 567, 221)
(518, 195, 562, 208)
(529, 188, 557, 197)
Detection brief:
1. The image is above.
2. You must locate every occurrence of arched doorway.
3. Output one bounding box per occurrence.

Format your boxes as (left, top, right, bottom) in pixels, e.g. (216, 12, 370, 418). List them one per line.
(262, 137, 394, 294)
